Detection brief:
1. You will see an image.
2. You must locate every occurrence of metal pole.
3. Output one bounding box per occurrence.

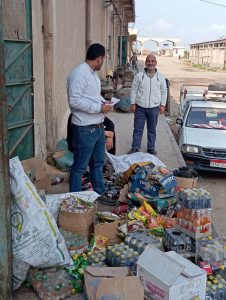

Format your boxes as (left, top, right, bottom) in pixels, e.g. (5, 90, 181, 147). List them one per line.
(0, 0, 12, 298)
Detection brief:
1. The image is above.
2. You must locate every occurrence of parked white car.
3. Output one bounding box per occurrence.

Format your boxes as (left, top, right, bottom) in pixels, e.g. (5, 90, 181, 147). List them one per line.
(176, 84, 226, 172)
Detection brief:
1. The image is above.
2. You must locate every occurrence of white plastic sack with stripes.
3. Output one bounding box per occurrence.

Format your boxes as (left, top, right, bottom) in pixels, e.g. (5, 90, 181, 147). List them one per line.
(106, 152, 166, 174)
(9, 157, 71, 290)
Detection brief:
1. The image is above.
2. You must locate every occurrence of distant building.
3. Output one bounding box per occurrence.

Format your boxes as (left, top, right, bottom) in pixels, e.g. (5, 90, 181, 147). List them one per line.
(189, 38, 226, 69)
(172, 46, 186, 58)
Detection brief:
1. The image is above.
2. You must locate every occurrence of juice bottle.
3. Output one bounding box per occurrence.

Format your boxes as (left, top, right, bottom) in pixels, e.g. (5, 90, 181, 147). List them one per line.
(201, 209, 211, 234)
(192, 210, 201, 235)
(176, 204, 184, 227)
(200, 209, 205, 233)
(188, 209, 195, 232)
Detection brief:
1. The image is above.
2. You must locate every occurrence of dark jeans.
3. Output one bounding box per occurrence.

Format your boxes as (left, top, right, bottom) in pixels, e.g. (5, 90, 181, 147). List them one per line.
(132, 105, 160, 150)
(69, 124, 105, 195)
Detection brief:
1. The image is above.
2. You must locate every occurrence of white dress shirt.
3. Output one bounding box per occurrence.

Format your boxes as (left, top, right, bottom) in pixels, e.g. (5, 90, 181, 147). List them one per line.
(67, 62, 105, 126)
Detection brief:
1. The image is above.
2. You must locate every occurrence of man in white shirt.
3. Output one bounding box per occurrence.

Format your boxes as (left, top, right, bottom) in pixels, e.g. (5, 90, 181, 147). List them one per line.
(127, 54, 167, 155)
(67, 43, 112, 194)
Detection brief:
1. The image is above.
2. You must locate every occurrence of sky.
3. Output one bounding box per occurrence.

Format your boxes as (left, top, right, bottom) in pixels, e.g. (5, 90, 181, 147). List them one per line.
(133, 0, 226, 50)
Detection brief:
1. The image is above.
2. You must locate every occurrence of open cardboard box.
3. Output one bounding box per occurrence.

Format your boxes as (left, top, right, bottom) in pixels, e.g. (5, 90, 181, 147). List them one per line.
(59, 204, 96, 238)
(174, 176, 198, 191)
(94, 218, 125, 244)
(137, 246, 206, 300)
(21, 157, 69, 194)
(84, 267, 144, 300)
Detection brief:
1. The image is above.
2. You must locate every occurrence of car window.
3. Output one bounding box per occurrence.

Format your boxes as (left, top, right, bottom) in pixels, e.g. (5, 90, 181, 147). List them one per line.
(181, 101, 190, 117)
(186, 107, 226, 129)
(182, 102, 189, 118)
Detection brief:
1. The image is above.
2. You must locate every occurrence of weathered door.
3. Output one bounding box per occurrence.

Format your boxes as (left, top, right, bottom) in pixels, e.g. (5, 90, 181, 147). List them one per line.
(121, 36, 128, 65)
(3, 0, 34, 160)
(118, 36, 128, 65)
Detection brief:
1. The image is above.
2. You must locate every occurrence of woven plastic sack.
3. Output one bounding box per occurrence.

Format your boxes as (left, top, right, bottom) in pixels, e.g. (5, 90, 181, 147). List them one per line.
(10, 157, 71, 290)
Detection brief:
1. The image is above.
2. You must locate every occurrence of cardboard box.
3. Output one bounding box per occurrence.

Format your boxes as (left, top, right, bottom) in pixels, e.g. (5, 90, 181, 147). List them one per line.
(123, 162, 155, 181)
(59, 205, 95, 238)
(147, 194, 177, 212)
(175, 176, 198, 191)
(94, 218, 123, 244)
(137, 247, 207, 300)
(84, 267, 144, 300)
(118, 184, 129, 203)
(21, 157, 69, 194)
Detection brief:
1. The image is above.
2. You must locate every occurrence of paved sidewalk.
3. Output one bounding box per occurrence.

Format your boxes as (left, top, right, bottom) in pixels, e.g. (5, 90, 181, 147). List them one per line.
(108, 110, 185, 170)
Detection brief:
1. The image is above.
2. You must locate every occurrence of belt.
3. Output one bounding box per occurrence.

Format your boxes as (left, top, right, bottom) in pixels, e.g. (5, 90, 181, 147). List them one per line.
(84, 122, 103, 128)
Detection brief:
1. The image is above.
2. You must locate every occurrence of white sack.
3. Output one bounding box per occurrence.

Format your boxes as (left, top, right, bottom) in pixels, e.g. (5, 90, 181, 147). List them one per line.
(9, 157, 71, 290)
(106, 152, 166, 174)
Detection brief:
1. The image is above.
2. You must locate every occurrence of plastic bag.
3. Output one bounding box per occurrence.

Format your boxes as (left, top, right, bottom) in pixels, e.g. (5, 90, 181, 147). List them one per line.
(105, 152, 165, 174)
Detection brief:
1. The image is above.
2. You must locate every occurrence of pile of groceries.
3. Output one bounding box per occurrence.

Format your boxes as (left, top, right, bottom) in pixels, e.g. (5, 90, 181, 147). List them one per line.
(9, 157, 226, 300)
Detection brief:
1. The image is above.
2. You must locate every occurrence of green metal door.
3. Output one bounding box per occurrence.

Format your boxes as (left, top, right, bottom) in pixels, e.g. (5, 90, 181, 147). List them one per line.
(121, 36, 128, 65)
(118, 36, 128, 65)
(3, 0, 34, 160)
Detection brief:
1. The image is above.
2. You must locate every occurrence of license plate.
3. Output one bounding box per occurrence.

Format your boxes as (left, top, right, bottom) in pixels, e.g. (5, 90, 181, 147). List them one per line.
(210, 159, 226, 168)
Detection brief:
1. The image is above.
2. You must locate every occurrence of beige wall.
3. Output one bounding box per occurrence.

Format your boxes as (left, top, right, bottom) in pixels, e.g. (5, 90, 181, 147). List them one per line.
(32, 0, 46, 157)
(88, 0, 123, 77)
(32, 0, 133, 155)
(32, 0, 86, 154)
(190, 44, 226, 69)
(54, 0, 86, 140)
(88, 0, 114, 78)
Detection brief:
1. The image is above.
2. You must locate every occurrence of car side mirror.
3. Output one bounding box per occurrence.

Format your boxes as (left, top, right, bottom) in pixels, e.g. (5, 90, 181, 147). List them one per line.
(176, 118, 183, 126)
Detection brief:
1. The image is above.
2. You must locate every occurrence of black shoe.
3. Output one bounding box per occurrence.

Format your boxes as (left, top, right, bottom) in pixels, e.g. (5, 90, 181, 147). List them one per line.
(147, 149, 157, 155)
(127, 148, 139, 154)
(96, 194, 118, 206)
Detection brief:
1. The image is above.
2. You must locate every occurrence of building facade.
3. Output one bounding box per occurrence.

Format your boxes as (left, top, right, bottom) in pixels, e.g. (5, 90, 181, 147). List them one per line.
(189, 38, 226, 70)
(32, 0, 135, 155)
(0, 0, 135, 296)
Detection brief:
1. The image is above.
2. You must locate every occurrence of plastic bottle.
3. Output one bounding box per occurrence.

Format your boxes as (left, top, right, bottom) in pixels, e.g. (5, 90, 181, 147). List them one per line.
(130, 237, 137, 250)
(192, 210, 201, 235)
(201, 208, 211, 234)
(223, 245, 226, 279)
(176, 204, 182, 225)
(208, 285, 217, 300)
(124, 234, 132, 246)
(51, 175, 64, 185)
(187, 209, 195, 232)
(215, 273, 225, 283)
(217, 283, 225, 300)
(205, 285, 211, 299)
(136, 239, 145, 254)
(207, 280, 212, 287)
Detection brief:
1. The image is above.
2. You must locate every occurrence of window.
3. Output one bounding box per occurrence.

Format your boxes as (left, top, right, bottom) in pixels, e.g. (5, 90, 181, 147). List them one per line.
(186, 107, 226, 129)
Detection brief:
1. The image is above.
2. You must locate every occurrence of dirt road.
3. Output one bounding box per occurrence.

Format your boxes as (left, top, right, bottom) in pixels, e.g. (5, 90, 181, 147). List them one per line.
(154, 55, 226, 238)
